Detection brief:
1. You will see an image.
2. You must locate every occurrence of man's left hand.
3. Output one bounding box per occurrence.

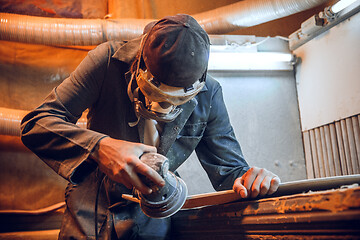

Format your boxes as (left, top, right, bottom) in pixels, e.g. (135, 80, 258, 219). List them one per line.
(233, 167, 280, 198)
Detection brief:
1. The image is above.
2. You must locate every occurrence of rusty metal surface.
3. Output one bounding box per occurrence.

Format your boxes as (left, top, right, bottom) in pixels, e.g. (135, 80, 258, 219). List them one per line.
(171, 187, 360, 239)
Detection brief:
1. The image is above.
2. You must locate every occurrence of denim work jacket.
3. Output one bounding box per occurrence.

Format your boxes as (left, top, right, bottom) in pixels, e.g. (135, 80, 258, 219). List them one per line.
(21, 37, 249, 239)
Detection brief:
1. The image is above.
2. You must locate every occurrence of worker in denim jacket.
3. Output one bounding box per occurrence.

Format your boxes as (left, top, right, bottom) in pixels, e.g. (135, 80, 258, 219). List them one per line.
(21, 14, 280, 240)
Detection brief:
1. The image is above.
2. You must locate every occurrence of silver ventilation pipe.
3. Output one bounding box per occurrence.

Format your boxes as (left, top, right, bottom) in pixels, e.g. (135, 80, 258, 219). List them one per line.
(194, 0, 331, 34)
(0, 14, 151, 46)
(0, 0, 329, 46)
(0, 108, 27, 136)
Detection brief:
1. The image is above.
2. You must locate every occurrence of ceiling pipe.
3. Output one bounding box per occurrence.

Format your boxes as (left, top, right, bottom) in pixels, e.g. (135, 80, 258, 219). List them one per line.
(195, 0, 330, 34)
(0, 14, 150, 46)
(0, 108, 27, 137)
(0, 0, 330, 46)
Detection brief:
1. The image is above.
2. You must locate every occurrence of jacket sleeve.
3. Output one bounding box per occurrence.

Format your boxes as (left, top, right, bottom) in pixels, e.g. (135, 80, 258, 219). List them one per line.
(195, 82, 249, 191)
(20, 43, 112, 184)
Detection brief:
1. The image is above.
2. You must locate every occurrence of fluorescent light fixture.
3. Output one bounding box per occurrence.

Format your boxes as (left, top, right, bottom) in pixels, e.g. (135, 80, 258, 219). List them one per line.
(208, 51, 294, 71)
(331, 0, 357, 13)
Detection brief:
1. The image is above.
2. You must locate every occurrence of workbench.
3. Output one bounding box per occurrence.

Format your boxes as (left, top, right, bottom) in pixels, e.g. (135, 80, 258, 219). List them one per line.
(1, 182, 359, 239)
(171, 186, 360, 239)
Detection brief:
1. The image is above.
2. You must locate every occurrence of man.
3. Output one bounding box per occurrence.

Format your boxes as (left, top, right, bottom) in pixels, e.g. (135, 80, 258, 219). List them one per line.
(21, 14, 280, 239)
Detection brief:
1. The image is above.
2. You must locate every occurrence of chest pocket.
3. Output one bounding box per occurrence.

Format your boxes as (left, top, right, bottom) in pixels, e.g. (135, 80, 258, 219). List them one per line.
(176, 122, 207, 147)
(167, 122, 207, 171)
(179, 122, 206, 137)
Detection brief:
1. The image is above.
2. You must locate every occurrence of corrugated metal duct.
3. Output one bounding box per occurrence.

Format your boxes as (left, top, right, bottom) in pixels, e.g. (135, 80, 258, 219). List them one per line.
(0, 0, 329, 46)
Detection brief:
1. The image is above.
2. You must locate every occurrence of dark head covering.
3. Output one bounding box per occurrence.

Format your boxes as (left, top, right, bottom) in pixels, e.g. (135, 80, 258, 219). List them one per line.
(142, 14, 210, 88)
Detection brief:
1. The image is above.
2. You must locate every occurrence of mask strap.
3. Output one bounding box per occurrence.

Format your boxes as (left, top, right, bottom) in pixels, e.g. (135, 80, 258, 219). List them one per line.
(128, 117, 140, 128)
(127, 72, 136, 102)
(127, 73, 141, 127)
(128, 34, 150, 127)
(128, 33, 148, 103)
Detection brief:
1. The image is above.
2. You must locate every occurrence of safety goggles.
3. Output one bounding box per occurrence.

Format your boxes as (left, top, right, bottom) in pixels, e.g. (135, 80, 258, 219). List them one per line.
(136, 68, 206, 106)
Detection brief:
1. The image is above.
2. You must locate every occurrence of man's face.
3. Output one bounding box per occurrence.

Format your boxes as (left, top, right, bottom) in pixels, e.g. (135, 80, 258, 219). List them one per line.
(130, 48, 205, 122)
(129, 67, 184, 122)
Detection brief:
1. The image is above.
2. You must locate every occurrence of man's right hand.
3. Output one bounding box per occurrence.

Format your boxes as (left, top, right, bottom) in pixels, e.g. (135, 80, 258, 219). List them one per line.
(91, 137, 165, 195)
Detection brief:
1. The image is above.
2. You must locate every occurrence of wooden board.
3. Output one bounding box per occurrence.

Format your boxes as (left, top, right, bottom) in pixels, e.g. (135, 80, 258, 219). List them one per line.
(122, 174, 360, 210)
(182, 174, 360, 209)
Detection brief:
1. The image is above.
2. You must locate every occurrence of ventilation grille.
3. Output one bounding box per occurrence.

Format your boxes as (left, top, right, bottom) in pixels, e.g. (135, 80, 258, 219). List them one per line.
(302, 114, 360, 179)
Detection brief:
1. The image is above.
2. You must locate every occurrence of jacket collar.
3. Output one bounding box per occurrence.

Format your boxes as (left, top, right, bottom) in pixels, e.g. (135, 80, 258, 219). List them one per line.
(112, 37, 142, 64)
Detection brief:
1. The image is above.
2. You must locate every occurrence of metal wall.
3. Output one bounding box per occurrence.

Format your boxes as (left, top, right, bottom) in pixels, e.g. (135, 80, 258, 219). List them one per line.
(178, 70, 306, 194)
(295, 9, 360, 179)
(303, 115, 360, 179)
